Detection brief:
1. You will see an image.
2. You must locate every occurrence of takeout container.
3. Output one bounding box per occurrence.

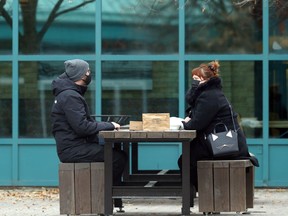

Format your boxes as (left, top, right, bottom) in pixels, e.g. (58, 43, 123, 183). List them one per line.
(129, 113, 170, 131)
(129, 121, 143, 131)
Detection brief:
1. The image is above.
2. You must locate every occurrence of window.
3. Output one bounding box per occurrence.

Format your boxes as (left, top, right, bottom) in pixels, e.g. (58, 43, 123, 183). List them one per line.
(18, 0, 96, 54)
(102, 61, 179, 119)
(269, 61, 288, 138)
(0, 62, 12, 137)
(102, 0, 179, 54)
(0, 0, 12, 54)
(185, 1, 262, 54)
(269, 1, 288, 54)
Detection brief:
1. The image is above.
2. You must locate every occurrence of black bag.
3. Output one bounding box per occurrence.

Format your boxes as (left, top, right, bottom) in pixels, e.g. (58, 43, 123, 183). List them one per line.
(206, 123, 239, 157)
(206, 99, 239, 157)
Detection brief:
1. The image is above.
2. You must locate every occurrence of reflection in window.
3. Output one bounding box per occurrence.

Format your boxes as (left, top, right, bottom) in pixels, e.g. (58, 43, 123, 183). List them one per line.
(0, 0, 13, 54)
(18, 0, 95, 54)
(18, 61, 95, 138)
(0, 62, 12, 137)
(185, 1, 262, 54)
(102, 0, 179, 54)
(102, 61, 179, 120)
(269, 0, 288, 53)
(186, 61, 263, 138)
(269, 61, 288, 138)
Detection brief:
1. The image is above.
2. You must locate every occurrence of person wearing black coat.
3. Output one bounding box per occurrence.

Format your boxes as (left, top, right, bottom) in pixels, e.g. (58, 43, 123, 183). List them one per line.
(178, 61, 259, 192)
(51, 59, 127, 208)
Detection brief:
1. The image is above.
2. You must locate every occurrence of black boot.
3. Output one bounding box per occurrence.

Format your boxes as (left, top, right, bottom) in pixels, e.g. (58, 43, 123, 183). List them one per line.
(190, 185, 196, 207)
(114, 198, 124, 212)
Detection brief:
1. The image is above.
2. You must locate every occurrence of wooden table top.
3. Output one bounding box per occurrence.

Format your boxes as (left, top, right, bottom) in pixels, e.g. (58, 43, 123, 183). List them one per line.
(99, 130, 196, 140)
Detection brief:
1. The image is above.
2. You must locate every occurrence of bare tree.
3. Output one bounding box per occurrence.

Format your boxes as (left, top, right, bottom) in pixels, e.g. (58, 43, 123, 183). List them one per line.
(0, 0, 95, 53)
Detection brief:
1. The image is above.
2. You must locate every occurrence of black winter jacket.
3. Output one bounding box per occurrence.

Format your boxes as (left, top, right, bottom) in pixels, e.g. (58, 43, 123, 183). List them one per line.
(51, 76, 115, 162)
(183, 77, 259, 166)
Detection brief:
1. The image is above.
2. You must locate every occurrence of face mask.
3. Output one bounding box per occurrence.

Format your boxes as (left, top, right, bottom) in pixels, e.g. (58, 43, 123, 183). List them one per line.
(79, 85, 88, 95)
(82, 74, 92, 85)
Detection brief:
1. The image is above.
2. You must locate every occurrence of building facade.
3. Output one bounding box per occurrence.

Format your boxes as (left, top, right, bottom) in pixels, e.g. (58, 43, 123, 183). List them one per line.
(0, 0, 287, 186)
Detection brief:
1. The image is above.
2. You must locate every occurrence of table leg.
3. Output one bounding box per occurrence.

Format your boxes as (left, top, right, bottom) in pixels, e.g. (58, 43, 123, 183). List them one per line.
(123, 142, 130, 181)
(131, 142, 138, 174)
(104, 141, 113, 215)
(182, 140, 191, 215)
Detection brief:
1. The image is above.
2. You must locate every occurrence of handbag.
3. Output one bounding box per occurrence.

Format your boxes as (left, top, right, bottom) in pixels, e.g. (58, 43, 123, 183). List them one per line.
(206, 100, 239, 157)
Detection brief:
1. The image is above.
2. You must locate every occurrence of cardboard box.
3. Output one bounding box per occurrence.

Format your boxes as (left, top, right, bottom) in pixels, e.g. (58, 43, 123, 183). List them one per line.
(142, 113, 170, 131)
(129, 121, 143, 131)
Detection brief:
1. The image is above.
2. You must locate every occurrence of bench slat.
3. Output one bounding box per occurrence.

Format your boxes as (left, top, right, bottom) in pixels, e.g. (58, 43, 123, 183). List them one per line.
(59, 163, 76, 214)
(75, 163, 91, 214)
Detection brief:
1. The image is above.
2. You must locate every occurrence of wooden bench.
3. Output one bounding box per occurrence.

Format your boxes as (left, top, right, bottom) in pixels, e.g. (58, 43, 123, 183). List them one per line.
(58, 162, 104, 215)
(197, 160, 254, 214)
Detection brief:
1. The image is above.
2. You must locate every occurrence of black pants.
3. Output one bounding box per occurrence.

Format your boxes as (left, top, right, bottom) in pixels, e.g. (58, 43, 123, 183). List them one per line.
(177, 137, 210, 191)
(87, 147, 127, 186)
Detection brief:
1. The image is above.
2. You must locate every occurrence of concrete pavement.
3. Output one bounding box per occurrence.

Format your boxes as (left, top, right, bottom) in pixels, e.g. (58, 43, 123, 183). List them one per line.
(0, 187, 287, 215)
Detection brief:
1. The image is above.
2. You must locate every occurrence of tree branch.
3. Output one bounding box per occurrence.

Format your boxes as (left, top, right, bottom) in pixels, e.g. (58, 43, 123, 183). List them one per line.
(37, 0, 64, 41)
(38, 0, 95, 41)
(55, 0, 95, 17)
(0, 0, 12, 28)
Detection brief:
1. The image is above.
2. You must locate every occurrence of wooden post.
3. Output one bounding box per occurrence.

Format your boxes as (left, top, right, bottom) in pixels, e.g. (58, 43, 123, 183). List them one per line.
(58, 162, 105, 215)
(197, 160, 254, 213)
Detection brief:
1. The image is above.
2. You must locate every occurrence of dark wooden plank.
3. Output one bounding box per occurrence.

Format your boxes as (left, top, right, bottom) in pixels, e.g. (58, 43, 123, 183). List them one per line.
(229, 159, 252, 168)
(127, 174, 181, 182)
(91, 162, 104, 214)
(147, 131, 163, 138)
(75, 163, 91, 214)
(230, 162, 247, 212)
(59, 163, 75, 215)
(213, 161, 230, 212)
(197, 161, 214, 212)
(163, 131, 179, 138)
(246, 165, 255, 208)
(178, 130, 196, 139)
(113, 186, 182, 197)
(130, 131, 147, 139)
(115, 130, 131, 138)
(99, 131, 115, 138)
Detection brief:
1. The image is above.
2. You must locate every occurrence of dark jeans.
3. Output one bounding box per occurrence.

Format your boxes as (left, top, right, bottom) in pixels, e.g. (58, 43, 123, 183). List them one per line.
(177, 138, 210, 191)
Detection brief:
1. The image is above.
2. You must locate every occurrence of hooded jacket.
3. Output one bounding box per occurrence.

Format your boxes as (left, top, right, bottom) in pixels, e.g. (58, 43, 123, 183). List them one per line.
(51, 76, 115, 162)
(183, 77, 259, 166)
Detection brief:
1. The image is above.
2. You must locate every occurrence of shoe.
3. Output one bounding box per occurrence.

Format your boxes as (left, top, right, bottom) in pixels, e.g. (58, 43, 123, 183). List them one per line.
(114, 198, 125, 212)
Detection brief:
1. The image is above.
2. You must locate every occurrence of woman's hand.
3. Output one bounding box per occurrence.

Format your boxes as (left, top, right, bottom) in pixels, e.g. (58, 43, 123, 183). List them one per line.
(193, 75, 202, 81)
(184, 116, 191, 123)
(111, 122, 120, 130)
(193, 75, 207, 84)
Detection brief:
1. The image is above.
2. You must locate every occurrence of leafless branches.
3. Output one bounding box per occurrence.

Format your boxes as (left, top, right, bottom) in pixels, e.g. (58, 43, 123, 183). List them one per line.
(233, 0, 257, 7)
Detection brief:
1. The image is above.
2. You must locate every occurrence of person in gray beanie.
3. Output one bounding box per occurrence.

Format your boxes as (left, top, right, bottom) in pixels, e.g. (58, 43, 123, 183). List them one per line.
(57, 59, 92, 86)
(64, 59, 89, 82)
(51, 59, 127, 210)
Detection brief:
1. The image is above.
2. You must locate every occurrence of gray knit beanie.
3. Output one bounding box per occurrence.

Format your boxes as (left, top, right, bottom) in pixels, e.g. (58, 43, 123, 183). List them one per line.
(64, 59, 89, 82)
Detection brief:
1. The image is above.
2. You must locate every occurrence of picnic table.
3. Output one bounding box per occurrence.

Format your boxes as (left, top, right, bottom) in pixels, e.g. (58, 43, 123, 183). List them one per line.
(99, 129, 196, 216)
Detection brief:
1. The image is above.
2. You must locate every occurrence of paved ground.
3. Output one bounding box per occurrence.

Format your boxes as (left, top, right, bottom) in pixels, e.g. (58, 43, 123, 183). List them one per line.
(0, 187, 287, 216)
